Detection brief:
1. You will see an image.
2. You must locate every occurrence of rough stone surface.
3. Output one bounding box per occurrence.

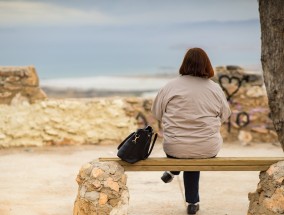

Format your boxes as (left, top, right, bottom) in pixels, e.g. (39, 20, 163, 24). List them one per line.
(0, 66, 46, 104)
(73, 161, 129, 215)
(246, 86, 267, 98)
(238, 130, 253, 146)
(219, 85, 278, 144)
(0, 98, 137, 147)
(214, 66, 263, 86)
(248, 161, 284, 215)
(0, 91, 279, 147)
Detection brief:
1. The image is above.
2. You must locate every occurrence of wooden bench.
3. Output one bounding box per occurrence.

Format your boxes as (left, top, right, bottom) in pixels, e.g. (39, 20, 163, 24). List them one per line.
(99, 157, 284, 171)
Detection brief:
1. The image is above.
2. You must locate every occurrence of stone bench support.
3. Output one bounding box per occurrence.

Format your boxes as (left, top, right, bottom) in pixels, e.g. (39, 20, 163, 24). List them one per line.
(73, 161, 129, 215)
(73, 159, 284, 215)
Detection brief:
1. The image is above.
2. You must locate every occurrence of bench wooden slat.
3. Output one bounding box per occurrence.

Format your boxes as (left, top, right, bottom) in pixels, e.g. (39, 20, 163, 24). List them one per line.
(120, 165, 271, 171)
(99, 157, 284, 166)
(98, 157, 284, 171)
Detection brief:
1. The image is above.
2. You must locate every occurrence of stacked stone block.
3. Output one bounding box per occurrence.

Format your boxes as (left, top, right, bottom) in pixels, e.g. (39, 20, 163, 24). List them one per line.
(73, 161, 129, 215)
(0, 66, 46, 104)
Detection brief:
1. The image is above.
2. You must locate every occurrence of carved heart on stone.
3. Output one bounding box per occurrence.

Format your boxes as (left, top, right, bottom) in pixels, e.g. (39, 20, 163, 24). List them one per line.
(218, 75, 243, 100)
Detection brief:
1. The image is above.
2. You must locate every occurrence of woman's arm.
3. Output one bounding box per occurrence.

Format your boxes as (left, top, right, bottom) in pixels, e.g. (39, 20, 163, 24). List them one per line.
(151, 88, 165, 122)
(219, 90, 231, 123)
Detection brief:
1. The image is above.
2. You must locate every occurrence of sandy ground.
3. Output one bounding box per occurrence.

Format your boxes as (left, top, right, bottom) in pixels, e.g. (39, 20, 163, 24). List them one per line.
(0, 142, 283, 215)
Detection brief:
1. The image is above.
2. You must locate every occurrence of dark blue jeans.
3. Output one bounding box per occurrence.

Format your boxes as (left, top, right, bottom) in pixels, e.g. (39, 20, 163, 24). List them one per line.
(166, 154, 200, 204)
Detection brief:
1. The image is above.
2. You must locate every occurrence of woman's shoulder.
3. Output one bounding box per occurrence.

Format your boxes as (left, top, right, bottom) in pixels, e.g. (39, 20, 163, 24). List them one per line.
(207, 79, 222, 90)
(155, 76, 180, 97)
(161, 76, 182, 89)
(161, 76, 221, 92)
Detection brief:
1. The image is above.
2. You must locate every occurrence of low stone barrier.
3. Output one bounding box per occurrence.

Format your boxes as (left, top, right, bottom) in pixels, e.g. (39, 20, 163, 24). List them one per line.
(0, 94, 279, 147)
(0, 98, 137, 147)
(73, 161, 129, 215)
(248, 161, 284, 215)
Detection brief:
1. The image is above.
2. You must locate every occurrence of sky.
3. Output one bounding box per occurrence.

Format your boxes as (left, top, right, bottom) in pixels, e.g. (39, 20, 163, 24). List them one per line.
(0, 0, 261, 79)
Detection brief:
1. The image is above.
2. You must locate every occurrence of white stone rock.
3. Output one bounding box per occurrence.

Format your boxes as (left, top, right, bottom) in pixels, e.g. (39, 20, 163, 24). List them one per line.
(50, 117, 63, 123)
(46, 100, 59, 107)
(40, 101, 47, 108)
(79, 186, 87, 198)
(112, 99, 125, 108)
(44, 127, 58, 136)
(246, 86, 266, 98)
(84, 191, 99, 201)
(110, 190, 129, 215)
(238, 130, 253, 146)
(0, 133, 6, 139)
(86, 131, 97, 138)
(10, 93, 29, 106)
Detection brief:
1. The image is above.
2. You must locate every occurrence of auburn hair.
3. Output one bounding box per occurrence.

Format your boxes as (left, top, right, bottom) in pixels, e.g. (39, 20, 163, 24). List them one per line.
(179, 48, 214, 78)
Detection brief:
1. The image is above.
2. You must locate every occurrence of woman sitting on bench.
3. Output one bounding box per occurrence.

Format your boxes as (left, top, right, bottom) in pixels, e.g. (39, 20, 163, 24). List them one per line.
(151, 47, 231, 214)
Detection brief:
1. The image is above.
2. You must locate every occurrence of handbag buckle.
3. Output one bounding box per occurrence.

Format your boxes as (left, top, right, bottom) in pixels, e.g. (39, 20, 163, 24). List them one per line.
(132, 134, 140, 144)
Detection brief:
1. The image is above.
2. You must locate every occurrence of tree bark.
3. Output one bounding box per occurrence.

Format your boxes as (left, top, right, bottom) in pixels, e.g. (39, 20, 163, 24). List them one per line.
(259, 0, 284, 151)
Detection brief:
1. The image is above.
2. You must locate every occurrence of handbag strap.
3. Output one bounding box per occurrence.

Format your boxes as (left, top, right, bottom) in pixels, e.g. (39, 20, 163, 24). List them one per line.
(145, 133, 158, 158)
(117, 132, 135, 150)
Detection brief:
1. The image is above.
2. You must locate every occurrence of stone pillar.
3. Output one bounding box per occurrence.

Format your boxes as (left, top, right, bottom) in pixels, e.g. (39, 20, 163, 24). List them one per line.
(73, 161, 129, 215)
(248, 161, 284, 215)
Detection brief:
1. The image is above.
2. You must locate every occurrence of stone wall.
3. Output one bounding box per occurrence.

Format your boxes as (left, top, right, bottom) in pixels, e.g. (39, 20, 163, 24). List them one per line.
(0, 98, 137, 147)
(248, 161, 284, 215)
(0, 66, 46, 104)
(214, 65, 263, 86)
(220, 85, 278, 144)
(0, 90, 278, 147)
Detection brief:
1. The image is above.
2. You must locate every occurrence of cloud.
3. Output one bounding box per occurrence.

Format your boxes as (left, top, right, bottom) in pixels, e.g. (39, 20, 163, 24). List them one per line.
(0, 0, 259, 27)
(96, 0, 259, 25)
(0, 1, 117, 27)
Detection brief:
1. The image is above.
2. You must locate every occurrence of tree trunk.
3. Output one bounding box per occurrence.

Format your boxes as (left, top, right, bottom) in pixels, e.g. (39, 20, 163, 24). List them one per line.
(259, 0, 284, 151)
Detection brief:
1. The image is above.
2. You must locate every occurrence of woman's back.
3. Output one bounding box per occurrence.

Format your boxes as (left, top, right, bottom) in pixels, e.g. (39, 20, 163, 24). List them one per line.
(152, 75, 230, 158)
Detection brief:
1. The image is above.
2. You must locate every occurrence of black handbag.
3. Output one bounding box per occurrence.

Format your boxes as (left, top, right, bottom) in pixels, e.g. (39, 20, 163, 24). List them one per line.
(117, 125, 158, 164)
